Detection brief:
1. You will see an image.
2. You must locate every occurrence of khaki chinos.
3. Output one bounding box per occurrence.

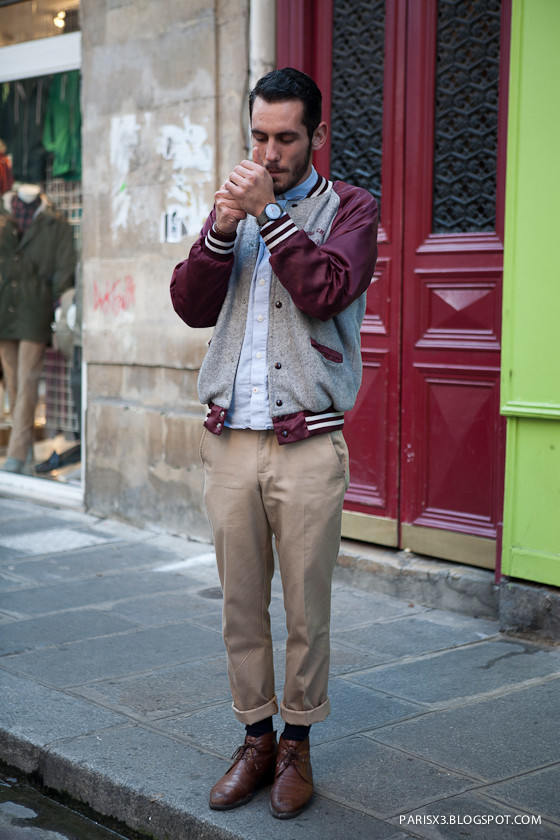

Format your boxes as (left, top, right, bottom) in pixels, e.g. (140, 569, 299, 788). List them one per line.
(201, 425, 349, 726)
(0, 340, 45, 462)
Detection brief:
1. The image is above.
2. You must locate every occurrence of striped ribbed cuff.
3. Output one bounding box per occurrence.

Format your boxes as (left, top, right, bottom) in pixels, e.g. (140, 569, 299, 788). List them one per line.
(204, 224, 236, 257)
(259, 213, 299, 251)
(305, 411, 345, 434)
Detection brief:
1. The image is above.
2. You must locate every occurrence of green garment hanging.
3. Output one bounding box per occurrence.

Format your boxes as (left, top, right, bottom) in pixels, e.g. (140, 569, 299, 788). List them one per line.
(42, 71, 82, 180)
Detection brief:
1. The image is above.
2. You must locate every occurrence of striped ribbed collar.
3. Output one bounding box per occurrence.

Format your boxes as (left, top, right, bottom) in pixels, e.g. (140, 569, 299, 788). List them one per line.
(304, 170, 331, 198)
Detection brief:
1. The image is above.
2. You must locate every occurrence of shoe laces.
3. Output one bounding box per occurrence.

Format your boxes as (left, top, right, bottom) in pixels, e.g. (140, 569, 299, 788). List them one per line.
(231, 742, 258, 764)
(276, 743, 303, 775)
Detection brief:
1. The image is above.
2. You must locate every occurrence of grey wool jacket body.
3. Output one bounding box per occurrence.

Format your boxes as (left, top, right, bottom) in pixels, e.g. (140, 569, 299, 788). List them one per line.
(170, 174, 378, 444)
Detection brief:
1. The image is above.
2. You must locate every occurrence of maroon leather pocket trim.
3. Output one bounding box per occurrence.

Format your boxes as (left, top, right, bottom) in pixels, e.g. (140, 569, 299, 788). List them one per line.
(310, 338, 343, 363)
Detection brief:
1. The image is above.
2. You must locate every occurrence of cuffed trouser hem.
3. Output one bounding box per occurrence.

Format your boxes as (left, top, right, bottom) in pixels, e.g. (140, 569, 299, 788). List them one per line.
(232, 695, 279, 725)
(280, 697, 331, 726)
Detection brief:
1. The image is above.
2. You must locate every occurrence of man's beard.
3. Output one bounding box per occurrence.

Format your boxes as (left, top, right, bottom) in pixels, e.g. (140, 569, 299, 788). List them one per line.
(271, 141, 313, 195)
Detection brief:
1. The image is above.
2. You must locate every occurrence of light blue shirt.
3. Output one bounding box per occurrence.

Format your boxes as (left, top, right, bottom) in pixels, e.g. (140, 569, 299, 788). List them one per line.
(226, 167, 318, 429)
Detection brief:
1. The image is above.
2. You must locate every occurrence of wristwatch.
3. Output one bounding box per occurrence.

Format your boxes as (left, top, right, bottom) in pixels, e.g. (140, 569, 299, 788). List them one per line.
(256, 202, 283, 226)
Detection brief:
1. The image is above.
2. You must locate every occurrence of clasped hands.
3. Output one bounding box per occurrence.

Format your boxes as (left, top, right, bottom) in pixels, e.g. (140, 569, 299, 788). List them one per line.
(214, 154, 275, 235)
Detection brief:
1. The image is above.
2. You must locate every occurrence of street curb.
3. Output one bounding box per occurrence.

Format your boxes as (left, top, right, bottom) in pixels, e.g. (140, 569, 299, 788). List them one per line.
(336, 539, 499, 619)
(499, 578, 560, 642)
(0, 731, 244, 840)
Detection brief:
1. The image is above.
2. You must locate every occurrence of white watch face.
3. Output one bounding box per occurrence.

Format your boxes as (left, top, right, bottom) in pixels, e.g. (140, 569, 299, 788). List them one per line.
(266, 203, 282, 220)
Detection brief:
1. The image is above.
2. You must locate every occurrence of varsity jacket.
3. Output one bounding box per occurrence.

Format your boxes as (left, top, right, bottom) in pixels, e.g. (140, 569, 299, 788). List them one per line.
(170, 172, 378, 444)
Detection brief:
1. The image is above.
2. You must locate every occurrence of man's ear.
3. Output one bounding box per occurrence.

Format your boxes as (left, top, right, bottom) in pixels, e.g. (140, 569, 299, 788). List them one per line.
(312, 121, 328, 151)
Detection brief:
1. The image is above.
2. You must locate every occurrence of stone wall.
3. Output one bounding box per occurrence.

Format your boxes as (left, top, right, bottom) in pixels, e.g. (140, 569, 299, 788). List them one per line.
(80, 0, 250, 538)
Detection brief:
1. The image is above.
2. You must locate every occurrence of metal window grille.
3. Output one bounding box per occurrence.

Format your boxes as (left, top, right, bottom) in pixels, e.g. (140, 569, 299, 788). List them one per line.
(330, 0, 385, 214)
(432, 0, 502, 232)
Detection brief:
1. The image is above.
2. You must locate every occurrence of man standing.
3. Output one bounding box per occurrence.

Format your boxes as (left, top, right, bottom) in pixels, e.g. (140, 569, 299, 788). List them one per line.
(171, 67, 377, 819)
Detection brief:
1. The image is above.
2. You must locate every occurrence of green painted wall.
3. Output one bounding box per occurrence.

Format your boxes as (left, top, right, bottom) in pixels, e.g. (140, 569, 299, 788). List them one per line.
(501, 0, 560, 586)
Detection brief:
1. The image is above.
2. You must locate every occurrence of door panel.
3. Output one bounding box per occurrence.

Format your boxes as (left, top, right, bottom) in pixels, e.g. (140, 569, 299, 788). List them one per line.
(400, 0, 509, 566)
(277, 0, 510, 567)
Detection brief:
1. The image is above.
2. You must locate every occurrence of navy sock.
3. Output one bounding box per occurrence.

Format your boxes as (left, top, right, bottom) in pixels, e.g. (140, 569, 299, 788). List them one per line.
(282, 723, 310, 742)
(245, 717, 274, 738)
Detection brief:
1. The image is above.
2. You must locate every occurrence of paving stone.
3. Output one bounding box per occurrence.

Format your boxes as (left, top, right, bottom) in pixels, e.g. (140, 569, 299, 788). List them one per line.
(0, 546, 24, 561)
(0, 609, 138, 655)
(311, 678, 423, 745)
(330, 587, 425, 632)
(1, 620, 224, 686)
(313, 735, 475, 818)
(391, 790, 560, 839)
(345, 638, 560, 704)
(371, 679, 560, 779)
(0, 528, 111, 557)
(332, 612, 499, 662)
(146, 544, 222, 589)
(0, 569, 32, 591)
(0, 515, 73, 538)
(329, 641, 386, 675)
(0, 569, 205, 618)
(147, 531, 212, 559)
(155, 701, 238, 758)
(482, 763, 560, 823)
(0, 499, 58, 523)
(110, 589, 222, 627)
(5, 541, 190, 582)
(0, 500, 100, 530)
(74, 655, 231, 720)
(0, 671, 126, 745)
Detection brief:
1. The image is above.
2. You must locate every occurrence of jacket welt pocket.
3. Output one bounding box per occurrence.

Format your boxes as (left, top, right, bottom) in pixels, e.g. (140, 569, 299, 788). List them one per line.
(310, 337, 343, 363)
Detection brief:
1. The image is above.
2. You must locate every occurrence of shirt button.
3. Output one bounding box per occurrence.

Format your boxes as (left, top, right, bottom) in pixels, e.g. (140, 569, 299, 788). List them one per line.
(216, 422, 222, 430)
(259, 278, 265, 286)
(274, 362, 281, 369)
(275, 301, 282, 308)
(276, 399, 283, 406)
(256, 352, 262, 359)
(282, 429, 288, 437)
(257, 314, 264, 322)
(253, 387, 259, 393)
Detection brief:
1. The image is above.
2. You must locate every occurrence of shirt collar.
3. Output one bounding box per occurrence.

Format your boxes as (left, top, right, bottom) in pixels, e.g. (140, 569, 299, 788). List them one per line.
(278, 166, 318, 202)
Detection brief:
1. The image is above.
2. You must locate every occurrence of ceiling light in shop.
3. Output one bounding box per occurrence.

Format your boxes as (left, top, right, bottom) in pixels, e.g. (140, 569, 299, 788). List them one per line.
(53, 11, 67, 30)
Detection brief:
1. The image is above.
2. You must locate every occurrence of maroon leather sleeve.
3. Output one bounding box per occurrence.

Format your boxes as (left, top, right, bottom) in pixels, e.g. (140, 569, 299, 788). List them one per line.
(170, 207, 235, 328)
(268, 182, 378, 321)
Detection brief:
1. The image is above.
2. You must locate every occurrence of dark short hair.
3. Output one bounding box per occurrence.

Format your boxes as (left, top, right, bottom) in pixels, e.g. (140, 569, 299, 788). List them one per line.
(249, 67, 322, 140)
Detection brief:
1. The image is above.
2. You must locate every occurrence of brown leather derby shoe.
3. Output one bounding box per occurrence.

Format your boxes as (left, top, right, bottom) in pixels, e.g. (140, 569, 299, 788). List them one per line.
(209, 731, 277, 810)
(270, 736, 313, 819)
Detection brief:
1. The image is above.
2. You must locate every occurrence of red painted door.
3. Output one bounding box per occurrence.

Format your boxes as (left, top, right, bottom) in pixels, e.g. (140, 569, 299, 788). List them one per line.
(398, 0, 509, 567)
(277, 0, 510, 568)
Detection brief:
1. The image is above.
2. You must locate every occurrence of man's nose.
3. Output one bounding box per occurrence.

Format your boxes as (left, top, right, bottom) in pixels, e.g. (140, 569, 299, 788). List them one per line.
(265, 141, 280, 162)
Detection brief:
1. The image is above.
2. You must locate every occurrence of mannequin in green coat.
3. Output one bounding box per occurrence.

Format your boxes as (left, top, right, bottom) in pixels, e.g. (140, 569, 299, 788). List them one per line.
(0, 184, 75, 473)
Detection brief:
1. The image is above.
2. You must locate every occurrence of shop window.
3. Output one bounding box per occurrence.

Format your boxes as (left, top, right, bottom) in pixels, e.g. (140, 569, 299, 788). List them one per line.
(0, 0, 82, 480)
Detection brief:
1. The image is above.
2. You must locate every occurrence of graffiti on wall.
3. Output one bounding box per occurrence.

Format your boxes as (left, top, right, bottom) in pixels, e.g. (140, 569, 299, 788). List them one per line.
(93, 275, 136, 316)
